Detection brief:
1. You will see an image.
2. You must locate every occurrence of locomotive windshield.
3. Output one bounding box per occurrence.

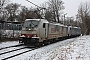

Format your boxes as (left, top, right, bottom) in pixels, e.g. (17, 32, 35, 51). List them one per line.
(23, 20, 39, 28)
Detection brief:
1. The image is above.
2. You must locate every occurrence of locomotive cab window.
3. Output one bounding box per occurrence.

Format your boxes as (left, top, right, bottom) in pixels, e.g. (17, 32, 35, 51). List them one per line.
(43, 23, 45, 28)
(23, 20, 39, 28)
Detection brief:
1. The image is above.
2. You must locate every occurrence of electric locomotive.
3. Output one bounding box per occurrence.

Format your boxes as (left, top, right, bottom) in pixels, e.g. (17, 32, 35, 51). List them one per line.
(19, 19, 49, 45)
(19, 19, 81, 45)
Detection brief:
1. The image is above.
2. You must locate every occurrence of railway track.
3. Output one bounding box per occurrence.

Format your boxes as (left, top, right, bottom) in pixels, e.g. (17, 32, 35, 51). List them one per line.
(1, 48, 36, 60)
(0, 44, 24, 50)
(0, 37, 79, 60)
(0, 44, 38, 60)
(0, 47, 27, 55)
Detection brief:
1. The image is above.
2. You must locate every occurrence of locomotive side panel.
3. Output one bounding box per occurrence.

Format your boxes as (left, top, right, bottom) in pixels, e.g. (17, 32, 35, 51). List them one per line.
(78, 28, 81, 35)
(48, 24, 60, 39)
(66, 27, 68, 37)
(62, 26, 68, 37)
(58, 26, 63, 37)
(56, 25, 63, 37)
(71, 27, 77, 36)
(68, 26, 81, 37)
(37, 21, 46, 42)
(47, 24, 68, 40)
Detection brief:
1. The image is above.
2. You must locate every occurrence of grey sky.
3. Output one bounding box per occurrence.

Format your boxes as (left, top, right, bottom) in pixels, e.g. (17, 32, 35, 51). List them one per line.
(11, 0, 90, 17)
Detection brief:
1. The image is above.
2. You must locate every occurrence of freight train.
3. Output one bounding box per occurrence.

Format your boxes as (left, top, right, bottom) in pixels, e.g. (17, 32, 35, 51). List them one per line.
(19, 19, 81, 46)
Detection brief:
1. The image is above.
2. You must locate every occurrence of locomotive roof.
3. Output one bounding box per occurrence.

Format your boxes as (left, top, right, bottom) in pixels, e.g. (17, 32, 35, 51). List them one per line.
(49, 22, 68, 27)
(68, 26, 81, 29)
(74, 27, 81, 29)
(25, 19, 47, 21)
(25, 19, 49, 23)
(54, 23, 65, 26)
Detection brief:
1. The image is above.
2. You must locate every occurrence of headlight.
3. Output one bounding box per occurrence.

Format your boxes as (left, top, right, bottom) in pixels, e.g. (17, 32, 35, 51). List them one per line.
(22, 35, 25, 37)
(28, 28, 31, 30)
(33, 34, 37, 37)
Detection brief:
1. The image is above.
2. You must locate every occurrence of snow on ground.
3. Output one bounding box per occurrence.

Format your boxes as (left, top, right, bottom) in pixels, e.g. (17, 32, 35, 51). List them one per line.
(0, 35, 90, 60)
(0, 41, 19, 48)
(40, 35, 90, 60)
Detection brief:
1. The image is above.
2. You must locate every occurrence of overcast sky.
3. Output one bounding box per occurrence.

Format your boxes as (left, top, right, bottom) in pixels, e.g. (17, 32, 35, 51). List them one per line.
(11, 0, 90, 18)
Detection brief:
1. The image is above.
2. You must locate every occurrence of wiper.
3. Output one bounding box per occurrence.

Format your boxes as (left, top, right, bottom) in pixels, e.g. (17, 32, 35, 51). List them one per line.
(29, 24, 33, 28)
(29, 23, 34, 28)
(31, 21, 35, 26)
(31, 21, 37, 27)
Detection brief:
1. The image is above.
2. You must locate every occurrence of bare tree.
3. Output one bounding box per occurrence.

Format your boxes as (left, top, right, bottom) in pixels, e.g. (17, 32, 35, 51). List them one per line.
(5, 3, 20, 21)
(0, 0, 9, 20)
(47, 0, 64, 22)
(19, 6, 42, 22)
(77, 2, 90, 35)
(18, 6, 28, 22)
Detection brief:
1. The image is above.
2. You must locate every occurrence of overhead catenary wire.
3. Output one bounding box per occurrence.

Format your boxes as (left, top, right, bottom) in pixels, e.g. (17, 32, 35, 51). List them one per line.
(26, 0, 47, 10)
(26, 0, 47, 19)
(26, 0, 43, 9)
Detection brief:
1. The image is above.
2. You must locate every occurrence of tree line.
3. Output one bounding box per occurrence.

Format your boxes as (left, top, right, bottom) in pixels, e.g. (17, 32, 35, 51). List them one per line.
(0, 0, 64, 23)
(0, 0, 90, 35)
(77, 2, 90, 35)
